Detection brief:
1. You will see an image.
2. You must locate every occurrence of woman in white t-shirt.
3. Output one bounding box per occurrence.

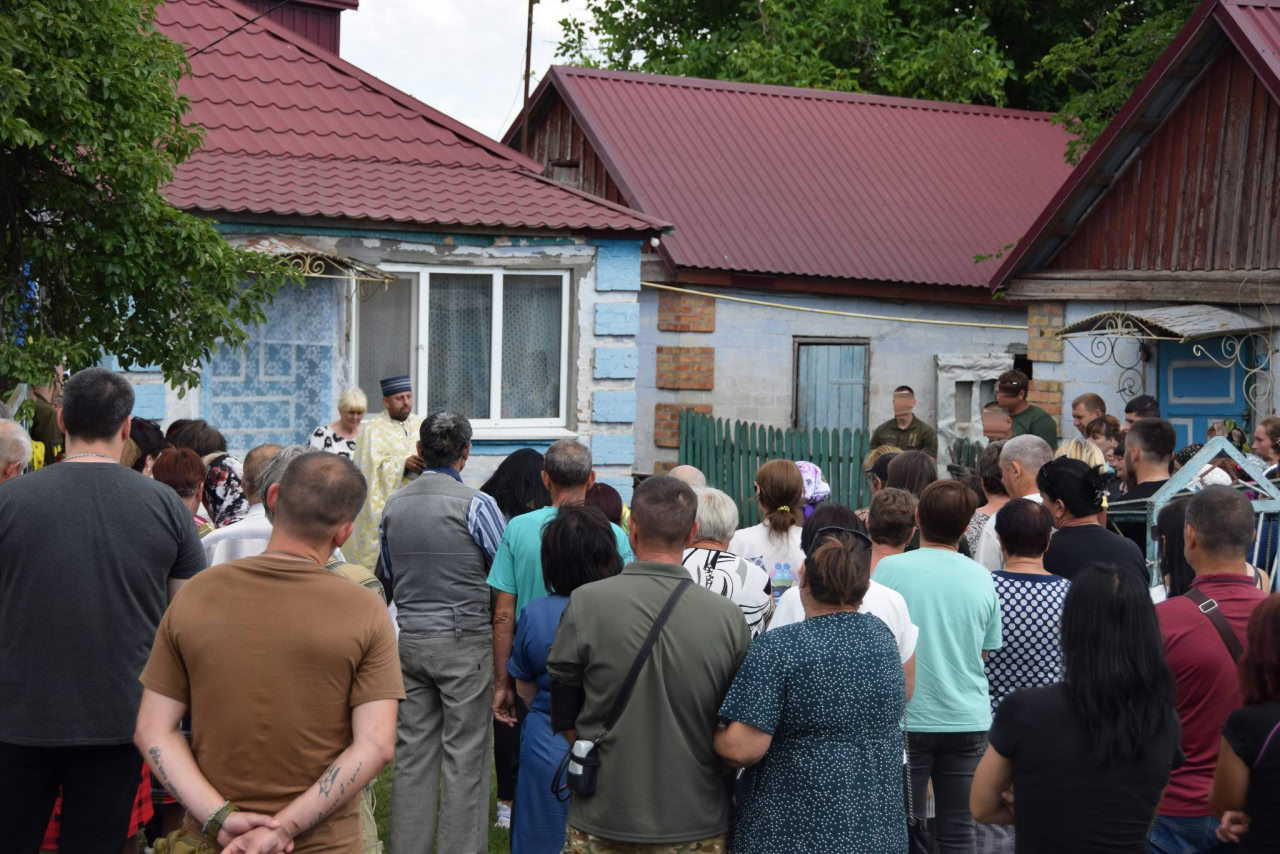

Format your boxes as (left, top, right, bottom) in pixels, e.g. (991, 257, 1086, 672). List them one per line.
(729, 459, 807, 601)
(771, 503, 918, 695)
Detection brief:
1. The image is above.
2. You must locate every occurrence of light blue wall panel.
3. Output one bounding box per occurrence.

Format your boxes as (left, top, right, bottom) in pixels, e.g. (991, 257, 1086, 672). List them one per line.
(131, 385, 167, 421)
(591, 432, 636, 465)
(592, 391, 637, 422)
(595, 240, 642, 292)
(595, 303, 640, 336)
(594, 346, 638, 379)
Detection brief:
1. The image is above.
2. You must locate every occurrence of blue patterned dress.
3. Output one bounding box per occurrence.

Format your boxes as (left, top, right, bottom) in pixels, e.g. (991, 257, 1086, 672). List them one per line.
(719, 611, 906, 853)
(984, 570, 1069, 712)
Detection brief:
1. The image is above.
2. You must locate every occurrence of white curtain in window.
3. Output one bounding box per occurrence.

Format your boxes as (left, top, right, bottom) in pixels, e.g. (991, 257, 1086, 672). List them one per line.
(358, 276, 416, 415)
(428, 273, 492, 418)
(501, 275, 562, 419)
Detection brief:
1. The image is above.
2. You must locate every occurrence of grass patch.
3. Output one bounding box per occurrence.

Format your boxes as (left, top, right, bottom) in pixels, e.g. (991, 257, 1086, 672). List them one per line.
(372, 761, 511, 854)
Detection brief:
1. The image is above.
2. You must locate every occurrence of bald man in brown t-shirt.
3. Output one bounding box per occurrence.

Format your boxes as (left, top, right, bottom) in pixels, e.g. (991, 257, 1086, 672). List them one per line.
(136, 453, 404, 853)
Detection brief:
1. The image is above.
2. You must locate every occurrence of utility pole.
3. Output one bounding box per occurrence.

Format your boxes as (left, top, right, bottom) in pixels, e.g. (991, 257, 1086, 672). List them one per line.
(521, 0, 534, 153)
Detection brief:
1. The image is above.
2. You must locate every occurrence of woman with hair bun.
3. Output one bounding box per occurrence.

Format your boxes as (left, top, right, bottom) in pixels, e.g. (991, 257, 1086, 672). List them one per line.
(715, 523, 907, 853)
(1039, 457, 1148, 586)
(730, 459, 807, 601)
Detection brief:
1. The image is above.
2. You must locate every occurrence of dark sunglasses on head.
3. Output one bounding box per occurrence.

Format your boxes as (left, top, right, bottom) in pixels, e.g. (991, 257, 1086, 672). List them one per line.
(813, 525, 873, 548)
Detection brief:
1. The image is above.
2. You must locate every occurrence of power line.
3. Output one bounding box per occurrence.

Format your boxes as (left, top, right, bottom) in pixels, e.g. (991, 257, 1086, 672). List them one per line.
(189, 0, 292, 57)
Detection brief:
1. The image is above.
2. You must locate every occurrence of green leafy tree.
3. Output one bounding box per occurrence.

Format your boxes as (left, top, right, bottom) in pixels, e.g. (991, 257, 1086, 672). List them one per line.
(558, 0, 1015, 105)
(1033, 0, 1198, 163)
(0, 0, 298, 400)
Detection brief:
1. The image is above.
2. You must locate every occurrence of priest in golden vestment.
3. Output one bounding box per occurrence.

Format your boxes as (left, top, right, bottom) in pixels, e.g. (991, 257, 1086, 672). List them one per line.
(346, 374, 424, 570)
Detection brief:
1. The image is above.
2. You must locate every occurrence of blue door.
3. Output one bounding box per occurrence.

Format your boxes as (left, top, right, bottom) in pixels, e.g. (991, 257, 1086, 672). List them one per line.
(1158, 337, 1250, 448)
(795, 342, 868, 432)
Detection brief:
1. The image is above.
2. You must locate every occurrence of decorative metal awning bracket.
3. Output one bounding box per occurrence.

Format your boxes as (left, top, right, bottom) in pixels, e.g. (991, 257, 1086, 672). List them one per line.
(1192, 332, 1274, 416)
(1059, 311, 1164, 400)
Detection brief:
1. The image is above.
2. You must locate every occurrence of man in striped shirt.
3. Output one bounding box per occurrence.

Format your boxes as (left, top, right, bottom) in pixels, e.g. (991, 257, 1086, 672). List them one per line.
(378, 411, 506, 854)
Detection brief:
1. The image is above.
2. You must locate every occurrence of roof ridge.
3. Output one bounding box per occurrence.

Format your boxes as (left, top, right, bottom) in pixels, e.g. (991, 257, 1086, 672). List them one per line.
(550, 65, 1060, 122)
(202, 0, 544, 172)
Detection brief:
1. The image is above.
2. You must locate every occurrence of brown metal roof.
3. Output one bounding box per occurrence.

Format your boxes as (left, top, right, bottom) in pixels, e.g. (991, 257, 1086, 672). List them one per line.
(508, 67, 1072, 288)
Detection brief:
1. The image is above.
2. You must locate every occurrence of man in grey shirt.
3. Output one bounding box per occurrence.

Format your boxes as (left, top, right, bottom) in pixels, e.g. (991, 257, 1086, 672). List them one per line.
(0, 368, 206, 852)
(380, 411, 506, 854)
(549, 475, 750, 850)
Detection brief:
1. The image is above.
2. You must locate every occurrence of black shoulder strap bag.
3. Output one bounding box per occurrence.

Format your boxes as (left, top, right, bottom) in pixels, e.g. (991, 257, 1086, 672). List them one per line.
(1183, 588, 1244, 663)
(553, 578, 693, 800)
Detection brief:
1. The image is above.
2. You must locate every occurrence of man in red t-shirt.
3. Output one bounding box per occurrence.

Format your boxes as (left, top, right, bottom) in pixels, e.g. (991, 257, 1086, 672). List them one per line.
(1152, 486, 1267, 853)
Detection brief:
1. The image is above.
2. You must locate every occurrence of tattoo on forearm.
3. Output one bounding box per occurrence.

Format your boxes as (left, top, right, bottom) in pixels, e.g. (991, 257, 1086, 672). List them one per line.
(148, 746, 184, 804)
(338, 761, 363, 797)
(318, 763, 340, 797)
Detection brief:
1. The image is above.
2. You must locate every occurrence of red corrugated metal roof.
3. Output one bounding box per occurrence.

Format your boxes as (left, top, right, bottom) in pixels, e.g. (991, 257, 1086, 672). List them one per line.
(153, 0, 668, 233)
(1218, 0, 1280, 99)
(509, 67, 1072, 287)
(990, 0, 1280, 286)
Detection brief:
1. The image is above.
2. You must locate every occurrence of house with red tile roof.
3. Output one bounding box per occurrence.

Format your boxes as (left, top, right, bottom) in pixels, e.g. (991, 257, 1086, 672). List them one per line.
(506, 68, 1073, 471)
(142, 0, 668, 490)
(989, 0, 1280, 446)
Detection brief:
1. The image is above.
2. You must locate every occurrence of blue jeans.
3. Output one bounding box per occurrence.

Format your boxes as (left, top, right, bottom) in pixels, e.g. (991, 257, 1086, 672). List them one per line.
(1149, 814, 1231, 854)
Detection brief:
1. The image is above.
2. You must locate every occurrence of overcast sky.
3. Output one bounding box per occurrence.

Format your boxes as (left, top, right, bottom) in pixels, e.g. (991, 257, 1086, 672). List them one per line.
(341, 0, 590, 143)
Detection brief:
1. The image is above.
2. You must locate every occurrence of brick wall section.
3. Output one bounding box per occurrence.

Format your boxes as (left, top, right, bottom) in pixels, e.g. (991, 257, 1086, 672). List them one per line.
(656, 346, 714, 390)
(1028, 379, 1065, 432)
(657, 291, 716, 332)
(654, 402, 712, 448)
(1027, 302, 1065, 363)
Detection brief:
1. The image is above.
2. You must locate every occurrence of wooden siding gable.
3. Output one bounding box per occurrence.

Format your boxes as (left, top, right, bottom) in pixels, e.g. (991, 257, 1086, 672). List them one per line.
(1049, 48, 1280, 274)
(523, 93, 627, 206)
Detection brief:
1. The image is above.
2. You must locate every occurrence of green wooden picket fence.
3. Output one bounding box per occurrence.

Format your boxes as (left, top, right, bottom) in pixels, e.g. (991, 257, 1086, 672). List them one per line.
(677, 410, 873, 527)
(951, 436, 986, 472)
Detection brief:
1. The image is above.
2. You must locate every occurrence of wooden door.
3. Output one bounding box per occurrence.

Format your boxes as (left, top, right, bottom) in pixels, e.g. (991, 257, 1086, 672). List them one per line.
(794, 341, 868, 432)
(1158, 337, 1250, 447)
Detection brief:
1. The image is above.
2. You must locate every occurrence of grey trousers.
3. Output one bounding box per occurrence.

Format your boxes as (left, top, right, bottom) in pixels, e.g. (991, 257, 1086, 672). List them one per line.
(388, 631, 494, 854)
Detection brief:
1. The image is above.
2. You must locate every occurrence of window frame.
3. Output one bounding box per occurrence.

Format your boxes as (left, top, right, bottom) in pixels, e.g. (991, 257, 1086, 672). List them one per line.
(354, 264, 572, 434)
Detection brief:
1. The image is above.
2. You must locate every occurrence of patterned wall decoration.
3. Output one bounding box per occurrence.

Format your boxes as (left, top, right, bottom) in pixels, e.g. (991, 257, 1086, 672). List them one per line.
(201, 278, 338, 456)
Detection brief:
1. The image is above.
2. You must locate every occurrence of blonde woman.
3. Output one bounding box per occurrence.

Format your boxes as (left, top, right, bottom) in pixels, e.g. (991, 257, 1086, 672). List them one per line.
(309, 387, 367, 458)
(1054, 436, 1108, 470)
(730, 459, 807, 602)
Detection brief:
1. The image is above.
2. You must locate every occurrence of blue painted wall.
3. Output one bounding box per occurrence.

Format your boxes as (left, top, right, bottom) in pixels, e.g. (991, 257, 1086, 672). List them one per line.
(594, 241, 642, 292)
(592, 390, 637, 422)
(595, 303, 640, 336)
(594, 346, 638, 379)
(200, 281, 336, 454)
(591, 432, 636, 465)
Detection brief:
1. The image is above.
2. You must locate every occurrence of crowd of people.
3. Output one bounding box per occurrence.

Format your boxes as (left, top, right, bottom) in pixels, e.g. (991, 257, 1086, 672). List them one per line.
(1, 366, 1280, 854)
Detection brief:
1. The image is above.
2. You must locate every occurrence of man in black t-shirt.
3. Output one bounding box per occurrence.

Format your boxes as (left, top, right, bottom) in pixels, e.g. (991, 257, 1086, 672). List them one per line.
(0, 368, 207, 853)
(1110, 418, 1176, 555)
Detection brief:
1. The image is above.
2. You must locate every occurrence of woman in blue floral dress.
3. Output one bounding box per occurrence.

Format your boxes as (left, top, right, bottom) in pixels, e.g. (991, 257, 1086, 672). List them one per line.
(715, 525, 907, 853)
